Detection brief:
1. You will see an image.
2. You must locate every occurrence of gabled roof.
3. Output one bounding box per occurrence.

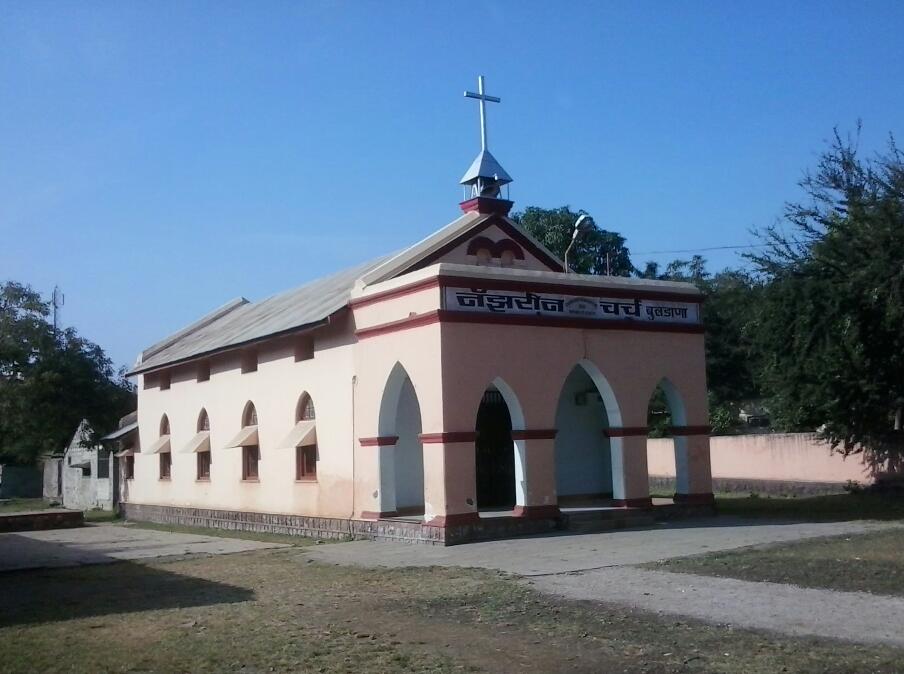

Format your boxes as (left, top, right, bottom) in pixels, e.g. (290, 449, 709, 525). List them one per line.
(130, 211, 564, 376)
(130, 256, 390, 375)
(360, 211, 563, 285)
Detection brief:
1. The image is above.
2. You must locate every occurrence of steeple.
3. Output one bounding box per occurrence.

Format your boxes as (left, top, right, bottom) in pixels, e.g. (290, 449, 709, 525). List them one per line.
(459, 76, 514, 215)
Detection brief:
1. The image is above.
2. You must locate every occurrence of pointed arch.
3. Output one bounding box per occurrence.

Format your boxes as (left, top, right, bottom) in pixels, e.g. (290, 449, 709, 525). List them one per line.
(487, 376, 525, 430)
(554, 361, 621, 503)
(576, 359, 622, 427)
(242, 401, 258, 427)
(197, 408, 210, 432)
(376, 361, 424, 514)
(159, 414, 170, 437)
(296, 392, 316, 422)
(378, 362, 417, 436)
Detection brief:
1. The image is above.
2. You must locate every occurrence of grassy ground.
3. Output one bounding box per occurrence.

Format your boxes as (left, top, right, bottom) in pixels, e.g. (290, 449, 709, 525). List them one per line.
(0, 498, 52, 513)
(714, 492, 904, 521)
(1, 548, 902, 673)
(647, 527, 904, 597)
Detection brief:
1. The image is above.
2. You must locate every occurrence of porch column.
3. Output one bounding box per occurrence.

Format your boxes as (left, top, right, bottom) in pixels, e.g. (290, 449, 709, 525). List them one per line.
(420, 432, 480, 526)
(670, 426, 715, 504)
(356, 436, 399, 519)
(606, 427, 653, 507)
(512, 430, 560, 518)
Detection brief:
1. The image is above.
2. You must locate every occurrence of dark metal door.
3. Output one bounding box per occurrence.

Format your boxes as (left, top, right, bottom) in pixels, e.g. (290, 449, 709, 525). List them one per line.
(475, 390, 515, 508)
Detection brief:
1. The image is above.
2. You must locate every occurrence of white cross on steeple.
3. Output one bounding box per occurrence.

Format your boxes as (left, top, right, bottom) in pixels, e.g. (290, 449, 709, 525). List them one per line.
(464, 75, 500, 151)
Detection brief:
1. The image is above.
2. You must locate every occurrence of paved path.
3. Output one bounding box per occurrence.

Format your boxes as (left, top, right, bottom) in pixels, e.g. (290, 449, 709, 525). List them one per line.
(0, 523, 287, 572)
(308, 517, 904, 647)
(308, 517, 898, 575)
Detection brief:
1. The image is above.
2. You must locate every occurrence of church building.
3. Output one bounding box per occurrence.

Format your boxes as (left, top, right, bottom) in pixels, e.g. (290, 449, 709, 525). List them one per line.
(121, 78, 714, 544)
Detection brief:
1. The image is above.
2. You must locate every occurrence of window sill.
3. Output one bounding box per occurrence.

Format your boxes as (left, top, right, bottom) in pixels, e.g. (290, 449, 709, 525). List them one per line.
(295, 478, 318, 483)
(159, 477, 171, 481)
(241, 478, 260, 483)
(196, 477, 211, 482)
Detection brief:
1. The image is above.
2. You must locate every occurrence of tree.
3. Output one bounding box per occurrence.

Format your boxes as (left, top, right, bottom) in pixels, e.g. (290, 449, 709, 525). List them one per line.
(0, 282, 135, 464)
(747, 128, 904, 466)
(512, 206, 635, 276)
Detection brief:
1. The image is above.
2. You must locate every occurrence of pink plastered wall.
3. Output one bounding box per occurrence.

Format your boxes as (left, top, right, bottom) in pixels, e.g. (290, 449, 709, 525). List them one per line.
(647, 433, 872, 484)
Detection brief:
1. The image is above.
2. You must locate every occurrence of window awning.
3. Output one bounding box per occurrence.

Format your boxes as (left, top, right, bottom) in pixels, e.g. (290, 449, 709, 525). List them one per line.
(182, 431, 211, 454)
(101, 421, 139, 441)
(225, 425, 259, 448)
(70, 460, 91, 470)
(114, 447, 136, 458)
(279, 420, 316, 448)
(147, 435, 172, 454)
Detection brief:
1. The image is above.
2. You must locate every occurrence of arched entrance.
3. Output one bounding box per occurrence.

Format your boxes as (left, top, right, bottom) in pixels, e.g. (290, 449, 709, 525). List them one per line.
(475, 386, 515, 509)
(646, 378, 688, 496)
(377, 363, 425, 516)
(554, 364, 614, 504)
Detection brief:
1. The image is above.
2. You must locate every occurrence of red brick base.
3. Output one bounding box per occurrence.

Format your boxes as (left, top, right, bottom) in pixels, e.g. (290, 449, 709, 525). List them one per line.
(424, 512, 481, 527)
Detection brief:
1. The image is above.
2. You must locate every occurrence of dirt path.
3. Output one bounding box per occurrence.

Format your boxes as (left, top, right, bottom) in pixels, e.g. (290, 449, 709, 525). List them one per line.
(529, 566, 904, 648)
(308, 518, 904, 647)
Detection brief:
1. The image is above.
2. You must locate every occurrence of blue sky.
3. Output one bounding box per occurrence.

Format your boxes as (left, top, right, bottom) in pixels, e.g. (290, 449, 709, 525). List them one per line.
(2, 1, 903, 368)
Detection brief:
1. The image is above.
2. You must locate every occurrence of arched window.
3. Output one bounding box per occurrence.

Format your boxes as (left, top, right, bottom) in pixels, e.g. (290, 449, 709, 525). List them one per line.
(197, 408, 210, 432)
(297, 394, 316, 422)
(158, 414, 172, 480)
(295, 393, 317, 481)
(241, 402, 259, 480)
(196, 409, 211, 479)
(243, 402, 258, 428)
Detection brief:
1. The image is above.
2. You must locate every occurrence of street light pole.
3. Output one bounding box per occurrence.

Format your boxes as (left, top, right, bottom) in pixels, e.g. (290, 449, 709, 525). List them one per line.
(564, 214, 593, 273)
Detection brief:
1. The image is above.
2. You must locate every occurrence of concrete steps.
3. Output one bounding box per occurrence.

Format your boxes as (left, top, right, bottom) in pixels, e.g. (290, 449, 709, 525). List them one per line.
(563, 509, 656, 533)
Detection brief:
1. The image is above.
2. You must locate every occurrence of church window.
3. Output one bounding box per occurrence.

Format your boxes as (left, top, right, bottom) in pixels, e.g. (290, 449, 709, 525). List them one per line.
(160, 415, 170, 436)
(197, 451, 211, 480)
(196, 409, 211, 480)
(241, 402, 259, 480)
(159, 451, 171, 480)
(295, 393, 317, 481)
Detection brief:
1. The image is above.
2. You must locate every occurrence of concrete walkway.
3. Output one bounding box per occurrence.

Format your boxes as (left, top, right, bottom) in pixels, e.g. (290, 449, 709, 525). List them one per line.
(307, 517, 904, 647)
(0, 523, 287, 572)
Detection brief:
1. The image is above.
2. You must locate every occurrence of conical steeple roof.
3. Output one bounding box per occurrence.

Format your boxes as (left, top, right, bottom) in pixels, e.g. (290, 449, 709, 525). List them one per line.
(460, 149, 512, 186)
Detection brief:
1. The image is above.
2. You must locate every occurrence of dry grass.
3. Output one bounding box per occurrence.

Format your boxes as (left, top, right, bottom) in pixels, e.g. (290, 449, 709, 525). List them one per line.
(648, 527, 904, 596)
(1, 547, 902, 673)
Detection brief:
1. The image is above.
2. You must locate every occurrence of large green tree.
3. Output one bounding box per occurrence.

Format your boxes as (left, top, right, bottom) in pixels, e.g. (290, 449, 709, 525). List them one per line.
(512, 205, 635, 276)
(637, 256, 762, 432)
(0, 282, 135, 464)
(748, 130, 904, 466)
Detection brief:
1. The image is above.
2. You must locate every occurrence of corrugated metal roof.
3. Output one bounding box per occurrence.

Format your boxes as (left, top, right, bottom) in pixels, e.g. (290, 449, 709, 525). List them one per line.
(101, 421, 139, 441)
(131, 255, 390, 375)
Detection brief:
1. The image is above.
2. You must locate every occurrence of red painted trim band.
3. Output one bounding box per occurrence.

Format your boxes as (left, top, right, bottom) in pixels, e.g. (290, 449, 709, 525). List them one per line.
(437, 274, 703, 304)
(459, 196, 515, 216)
(513, 504, 561, 519)
(612, 497, 654, 508)
(355, 309, 705, 340)
(668, 425, 713, 436)
(419, 431, 477, 444)
(358, 436, 399, 447)
(424, 512, 481, 527)
(603, 427, 650, 438)
(673, 492, 716, 505)
(511, 429, 557, 440)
